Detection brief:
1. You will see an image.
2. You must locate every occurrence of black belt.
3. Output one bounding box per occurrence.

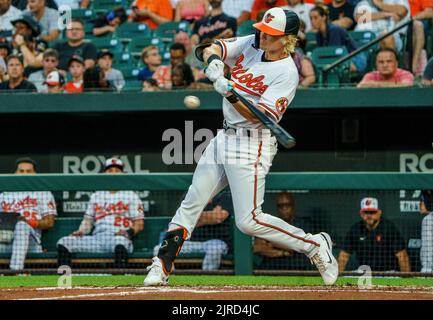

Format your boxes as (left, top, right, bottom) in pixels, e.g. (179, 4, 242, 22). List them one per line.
(223, 120, 273, 138)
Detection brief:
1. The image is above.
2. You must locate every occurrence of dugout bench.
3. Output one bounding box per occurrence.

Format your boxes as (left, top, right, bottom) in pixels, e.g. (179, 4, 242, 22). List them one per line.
(0, 216, 234, 271)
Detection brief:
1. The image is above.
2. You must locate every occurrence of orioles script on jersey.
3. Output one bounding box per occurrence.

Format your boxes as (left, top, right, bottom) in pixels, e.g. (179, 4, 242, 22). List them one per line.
(1, 196, 38, 211)
(231, 54, 268, 95)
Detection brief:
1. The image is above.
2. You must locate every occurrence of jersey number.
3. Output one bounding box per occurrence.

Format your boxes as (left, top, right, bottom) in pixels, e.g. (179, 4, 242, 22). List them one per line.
(23, 211, 38, 220)
(114, 216, 130, 228)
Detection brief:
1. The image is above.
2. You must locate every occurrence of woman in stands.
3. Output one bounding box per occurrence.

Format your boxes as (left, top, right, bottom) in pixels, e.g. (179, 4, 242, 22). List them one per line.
(174, 0, 209, 23)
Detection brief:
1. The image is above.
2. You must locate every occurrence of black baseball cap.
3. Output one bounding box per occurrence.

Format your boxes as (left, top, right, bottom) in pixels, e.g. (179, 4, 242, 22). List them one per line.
(97, 49, 114, 59)
(11, 13, 41, 38)
(68, 54, 85, 67)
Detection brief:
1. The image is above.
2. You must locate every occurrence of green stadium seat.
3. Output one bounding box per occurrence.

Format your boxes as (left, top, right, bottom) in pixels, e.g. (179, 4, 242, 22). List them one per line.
(161, 50, 171, 65)
(90, 36, 123, 53)
(154, 21, 190, 42)
(115, 22, 152, 39)
(122, 80, 143, 91)
(237, 20, 255, 37)
(84, 21, 94, 36)
(116, 65, 140, 80)
(305, 31, 317, 54)
(311, 46, 350, 87)
(112, 51, 131, 64)
(92, 0, 124, 11)
(127, 36, 164, 54)
(71, 8, 95, 21)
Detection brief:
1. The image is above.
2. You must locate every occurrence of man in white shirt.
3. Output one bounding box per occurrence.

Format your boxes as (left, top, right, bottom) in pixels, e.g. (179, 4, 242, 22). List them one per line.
(0, 0, 22, 40)
(25, 0, 59, 42)
(281, 0, 314, 32)
(222, 0, 254, 25)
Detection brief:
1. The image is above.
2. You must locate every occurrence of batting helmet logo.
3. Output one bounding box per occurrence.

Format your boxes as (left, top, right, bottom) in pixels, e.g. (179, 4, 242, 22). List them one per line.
(264, 13, 275, 23)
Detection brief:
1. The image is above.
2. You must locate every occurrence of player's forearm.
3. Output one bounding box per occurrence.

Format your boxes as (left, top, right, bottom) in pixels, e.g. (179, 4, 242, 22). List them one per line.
(131, 219, 144, 235)
(397, 250, 411, 272)
(35, 215, 55, 230)
(78, 217, 93, 234)
(203, 45, 223, 65)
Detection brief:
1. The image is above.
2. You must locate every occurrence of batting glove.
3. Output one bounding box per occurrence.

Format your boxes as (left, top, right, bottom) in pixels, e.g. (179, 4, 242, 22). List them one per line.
(213, 77, 234, 97)
(205, 59, 225, 82)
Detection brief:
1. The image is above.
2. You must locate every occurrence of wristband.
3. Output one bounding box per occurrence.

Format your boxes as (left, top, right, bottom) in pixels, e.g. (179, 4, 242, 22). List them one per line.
(207, 54, 222, 64)
(226, 94, 239, 104)
(126, 228, 135, 239)
(27, 220, 39, 229)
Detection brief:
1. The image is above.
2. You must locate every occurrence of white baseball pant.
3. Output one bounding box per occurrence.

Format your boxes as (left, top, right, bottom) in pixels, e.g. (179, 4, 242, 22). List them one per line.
(0, 221, 42, 270)
(57, 233, 133, 253)
(169, 130, 320, 258)
(421, 212, 433, 272)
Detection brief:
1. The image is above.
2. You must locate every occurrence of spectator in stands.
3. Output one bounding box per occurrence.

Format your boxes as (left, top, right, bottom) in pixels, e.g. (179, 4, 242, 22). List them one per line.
(64, 54, 84, 93)
(254, 192, 315, 270)
(411, 0, 433, 26)
(420, 190, 433, 272)
(191, 0, 237, 45)
(10, 13, 47, 74)
(294, 50, 316, 87)
(175, 0, 209, 23)
(0, 42, 10, 81)
(137, 45, 162, 81)
(141, 77, 160, 91)
(171, 62, 195, 89)
(24, 0, 59, 42)
(83, 65, 115, 92)
(251, 0, 287, 20)
(0, 54, 36, 91)
(310, 5, 367, 73)
(57, 158, 145, 269)
(44, 69, 64, 93)
(222, 0, 253, 25)
(175, 30, 202, 69)
(282, 0, 314, 32)
(153, 43, 204, 89)
(28, 48, 58, 92)
(129, 0, 173, 30)
(327, 0, 355, 30)
(153, 194, 231, 271)
(53, 19, 97, 72)
(357, 48, 413, 87)
(338, 197, 411, 272)
(422, 57, 433, 86)
(13, 0, 58, 10)
(97, 49, 125, 91)
(353, 0, 426, 75)
(0, 0, 22, 42)
(92, 7, 127, 37)
(0, 158, 57, 272)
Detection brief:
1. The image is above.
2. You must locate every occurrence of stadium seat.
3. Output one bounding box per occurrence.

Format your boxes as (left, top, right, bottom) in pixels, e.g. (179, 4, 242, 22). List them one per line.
(84, 21, 94, 36)
(122, 80, 143, 91)
(116, 65, 140, 80)
(305, 32, 317, 54)
(311, 46, 350, 87)
(115, 22, 152, 39)
(91, 0, 125, 11)
(237, 20, 255, 37)
(113, 51, 131, 64)
(154, 21, 190, 42)
(71, 8, 95, 22)
(90, 36, 123, 53)
(128, 37, 165, 54)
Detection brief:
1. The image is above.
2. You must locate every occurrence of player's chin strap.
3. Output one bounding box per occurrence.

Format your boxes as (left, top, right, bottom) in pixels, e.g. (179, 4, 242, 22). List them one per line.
(157, 227, 188, 275)
(253, 29, 261, 50)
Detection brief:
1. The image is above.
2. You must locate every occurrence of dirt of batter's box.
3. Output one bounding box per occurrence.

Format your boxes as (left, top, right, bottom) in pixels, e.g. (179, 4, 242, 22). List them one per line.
(2, 285, 433, 300)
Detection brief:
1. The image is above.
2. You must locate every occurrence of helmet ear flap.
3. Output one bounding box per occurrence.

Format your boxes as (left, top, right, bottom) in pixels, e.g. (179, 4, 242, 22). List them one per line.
(253, 29, 261, 50)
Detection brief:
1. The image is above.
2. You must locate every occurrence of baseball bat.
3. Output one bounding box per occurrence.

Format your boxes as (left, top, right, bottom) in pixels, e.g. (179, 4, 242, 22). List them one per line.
(230, 89, 296, 149)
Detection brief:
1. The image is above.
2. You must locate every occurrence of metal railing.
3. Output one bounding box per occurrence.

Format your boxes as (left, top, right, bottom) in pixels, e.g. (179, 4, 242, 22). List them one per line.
(322, 18, 414, 87)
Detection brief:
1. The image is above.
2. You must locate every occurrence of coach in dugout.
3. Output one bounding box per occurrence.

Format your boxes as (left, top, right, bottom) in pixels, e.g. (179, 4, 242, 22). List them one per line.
(57, 157, 145, 269)
(338, 197, 411, 273)
(0, 158, 57, 272)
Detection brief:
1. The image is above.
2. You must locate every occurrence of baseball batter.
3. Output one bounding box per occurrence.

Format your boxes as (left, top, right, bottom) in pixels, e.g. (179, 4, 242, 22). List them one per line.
(144, 8, 338, 286)
(57, 158, 145, 268)
(0, 158, 57, 271)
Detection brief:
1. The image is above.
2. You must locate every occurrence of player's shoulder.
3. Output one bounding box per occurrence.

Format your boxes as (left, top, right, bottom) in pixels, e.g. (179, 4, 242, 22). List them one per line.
(219, 34, 255, 47)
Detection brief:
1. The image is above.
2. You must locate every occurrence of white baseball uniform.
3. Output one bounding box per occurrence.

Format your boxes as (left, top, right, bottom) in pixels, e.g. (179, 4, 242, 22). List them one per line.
(57, 191, 144, 254)
(0, 191, 57, 270)
(169, 35, 321, 258)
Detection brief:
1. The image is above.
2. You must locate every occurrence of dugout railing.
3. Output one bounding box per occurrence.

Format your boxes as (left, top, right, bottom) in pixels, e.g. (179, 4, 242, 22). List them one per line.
(0, 172, 432, 277)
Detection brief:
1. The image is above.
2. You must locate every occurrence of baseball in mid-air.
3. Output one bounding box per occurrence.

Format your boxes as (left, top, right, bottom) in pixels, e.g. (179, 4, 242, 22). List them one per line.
(184, 95, 200, 109)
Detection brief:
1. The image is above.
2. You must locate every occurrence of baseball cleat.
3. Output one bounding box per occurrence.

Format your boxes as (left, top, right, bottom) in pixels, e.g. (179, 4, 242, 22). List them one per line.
(310, 232, 339, 285)
(143, 257, 169, 286)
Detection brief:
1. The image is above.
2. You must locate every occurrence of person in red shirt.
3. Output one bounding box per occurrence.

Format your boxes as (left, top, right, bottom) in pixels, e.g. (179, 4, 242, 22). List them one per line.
(129, 0, 174, 30)
(357, 48, 414, 88)
(251, 0, 287, 20)
(64, 55, 84, 93)
(410, 0, 433, 18)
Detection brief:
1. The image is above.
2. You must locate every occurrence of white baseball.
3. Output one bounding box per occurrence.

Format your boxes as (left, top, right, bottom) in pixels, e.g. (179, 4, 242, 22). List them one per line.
(184, 95, 200, 109)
